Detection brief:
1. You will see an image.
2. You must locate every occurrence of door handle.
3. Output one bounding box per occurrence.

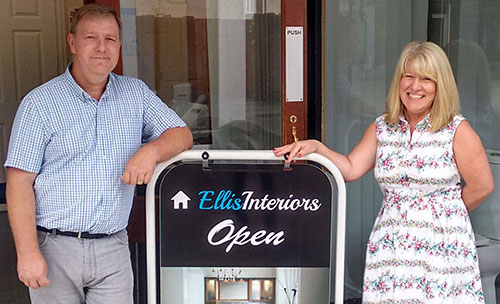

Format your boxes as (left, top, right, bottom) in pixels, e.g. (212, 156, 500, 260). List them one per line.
(292, 126, 298, 142)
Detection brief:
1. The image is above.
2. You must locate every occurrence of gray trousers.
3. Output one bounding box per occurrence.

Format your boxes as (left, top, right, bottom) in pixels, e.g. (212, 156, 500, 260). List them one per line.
(30, 229, 133, 304)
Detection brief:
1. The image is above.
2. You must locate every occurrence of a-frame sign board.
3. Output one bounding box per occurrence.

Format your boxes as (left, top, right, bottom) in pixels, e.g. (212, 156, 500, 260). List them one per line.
(146, 150, 346, 303)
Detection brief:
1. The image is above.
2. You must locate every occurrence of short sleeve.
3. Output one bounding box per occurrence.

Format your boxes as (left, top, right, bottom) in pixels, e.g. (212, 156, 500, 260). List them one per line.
(4, 97, 48, 173)
(140, 81, 187, 142)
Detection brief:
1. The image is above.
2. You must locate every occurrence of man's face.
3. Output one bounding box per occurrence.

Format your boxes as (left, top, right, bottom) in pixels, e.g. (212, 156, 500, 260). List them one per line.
(68, 16, 121, 81)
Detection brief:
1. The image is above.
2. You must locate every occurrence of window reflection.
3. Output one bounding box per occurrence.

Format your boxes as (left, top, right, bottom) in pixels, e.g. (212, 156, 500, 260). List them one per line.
(325, 0, 500, 300)
(206, 279, 217, 301)
(429, 0, 500, 152)
(122, 0, 282, 149)
(204, 277, 275, 304)
(251, 280, 261, 300)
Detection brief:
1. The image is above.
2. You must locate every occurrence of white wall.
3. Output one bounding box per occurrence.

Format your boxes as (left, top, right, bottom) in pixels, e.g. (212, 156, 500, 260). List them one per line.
(161, 268, 204, 304)
(275, 268, 329, 304)
(299, 268, 329, 304)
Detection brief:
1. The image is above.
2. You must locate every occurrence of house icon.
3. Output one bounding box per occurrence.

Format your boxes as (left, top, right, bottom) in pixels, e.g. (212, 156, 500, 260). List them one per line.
(171, 190, 191, 210)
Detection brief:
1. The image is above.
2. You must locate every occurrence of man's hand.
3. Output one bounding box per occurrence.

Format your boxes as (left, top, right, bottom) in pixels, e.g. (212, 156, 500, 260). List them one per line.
(6, 168, 50, 289)
(121, 144, 157, 185)
(18, 251, 50, 289)
(121, 126, 193, 185)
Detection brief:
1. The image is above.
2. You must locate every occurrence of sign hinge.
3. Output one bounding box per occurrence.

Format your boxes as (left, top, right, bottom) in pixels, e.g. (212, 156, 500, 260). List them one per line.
(283, 153, 292, 171)
(202, 151, 210, 170)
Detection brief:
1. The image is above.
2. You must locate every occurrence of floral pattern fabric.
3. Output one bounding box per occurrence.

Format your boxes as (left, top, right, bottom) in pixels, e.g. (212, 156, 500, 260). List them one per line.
(362, 114, 484, 303)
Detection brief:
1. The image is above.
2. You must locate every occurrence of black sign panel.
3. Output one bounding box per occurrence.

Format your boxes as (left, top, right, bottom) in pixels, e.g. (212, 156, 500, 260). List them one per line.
(159, 162, 332, 267)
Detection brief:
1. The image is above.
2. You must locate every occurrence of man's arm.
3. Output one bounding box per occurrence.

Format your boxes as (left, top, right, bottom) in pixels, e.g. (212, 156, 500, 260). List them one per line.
(121, 126, 193, 185)
(6, 167, 50, 289)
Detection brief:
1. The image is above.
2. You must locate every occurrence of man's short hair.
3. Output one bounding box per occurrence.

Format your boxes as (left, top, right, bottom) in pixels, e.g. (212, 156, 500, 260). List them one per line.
(70, 4, 122, 39)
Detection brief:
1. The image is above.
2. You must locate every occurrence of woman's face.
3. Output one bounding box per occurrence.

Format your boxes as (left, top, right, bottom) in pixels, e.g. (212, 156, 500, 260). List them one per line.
(399, 62, 436, 121)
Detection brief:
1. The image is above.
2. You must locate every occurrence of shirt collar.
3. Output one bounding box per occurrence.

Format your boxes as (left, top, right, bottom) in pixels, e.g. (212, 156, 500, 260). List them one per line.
(398, 113, 431, 131)
(64, 63, 114, 102)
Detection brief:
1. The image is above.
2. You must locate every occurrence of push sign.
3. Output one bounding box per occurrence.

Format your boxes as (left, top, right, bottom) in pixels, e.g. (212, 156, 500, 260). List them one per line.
(158, 158, 333, 267)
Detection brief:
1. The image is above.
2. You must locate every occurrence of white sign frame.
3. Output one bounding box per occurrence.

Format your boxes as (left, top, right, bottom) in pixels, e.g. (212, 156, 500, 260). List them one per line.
(146, 150, 346, 303)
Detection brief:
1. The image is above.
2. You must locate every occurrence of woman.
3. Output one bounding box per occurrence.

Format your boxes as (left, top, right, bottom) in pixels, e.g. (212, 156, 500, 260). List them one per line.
(274, 41, 493, 303)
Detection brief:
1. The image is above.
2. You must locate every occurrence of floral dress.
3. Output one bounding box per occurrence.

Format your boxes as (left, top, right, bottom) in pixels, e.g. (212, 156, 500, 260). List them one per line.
(362, 114, 484, 303)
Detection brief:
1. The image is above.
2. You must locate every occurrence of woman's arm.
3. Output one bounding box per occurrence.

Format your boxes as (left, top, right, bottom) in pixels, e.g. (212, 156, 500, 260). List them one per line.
(273, 121, 377, 182)
(454, 121, 494, 211)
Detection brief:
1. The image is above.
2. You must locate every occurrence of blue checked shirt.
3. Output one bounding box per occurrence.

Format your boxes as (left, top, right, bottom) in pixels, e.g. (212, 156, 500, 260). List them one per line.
(5, 65, 186, 234)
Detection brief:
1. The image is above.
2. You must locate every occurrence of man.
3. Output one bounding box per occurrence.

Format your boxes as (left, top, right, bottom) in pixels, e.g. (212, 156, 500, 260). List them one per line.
(4, 4, 192, 304)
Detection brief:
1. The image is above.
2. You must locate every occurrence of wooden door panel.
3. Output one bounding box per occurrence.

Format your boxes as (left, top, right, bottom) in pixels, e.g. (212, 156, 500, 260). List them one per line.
(0, 0, 61, 183)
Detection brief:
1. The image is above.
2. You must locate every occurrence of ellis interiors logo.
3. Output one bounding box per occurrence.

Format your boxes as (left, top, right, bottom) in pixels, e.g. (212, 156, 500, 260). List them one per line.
(171, 189, 322, 253)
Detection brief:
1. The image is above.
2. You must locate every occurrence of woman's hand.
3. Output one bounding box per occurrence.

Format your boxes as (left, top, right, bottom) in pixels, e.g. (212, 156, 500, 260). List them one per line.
(273, 121, 377, 182)
(273, 139, 325, 163)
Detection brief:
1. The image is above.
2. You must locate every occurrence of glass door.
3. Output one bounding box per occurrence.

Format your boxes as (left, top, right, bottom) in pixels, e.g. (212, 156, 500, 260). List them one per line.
(117, 0, 284, 149)
(94, 0, 310, 148)
(324, 0, 500, 301)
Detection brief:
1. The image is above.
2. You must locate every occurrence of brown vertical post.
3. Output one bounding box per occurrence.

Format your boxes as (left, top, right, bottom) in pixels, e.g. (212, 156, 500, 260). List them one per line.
(282, 0, 307, 145)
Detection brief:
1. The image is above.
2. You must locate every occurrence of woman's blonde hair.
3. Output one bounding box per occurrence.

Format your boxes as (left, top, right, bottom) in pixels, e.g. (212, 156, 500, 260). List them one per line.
(384, 41, 460, 131)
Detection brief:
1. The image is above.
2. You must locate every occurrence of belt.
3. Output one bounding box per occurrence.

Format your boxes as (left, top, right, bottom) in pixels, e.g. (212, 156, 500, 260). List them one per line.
(36, 226, 111, 239)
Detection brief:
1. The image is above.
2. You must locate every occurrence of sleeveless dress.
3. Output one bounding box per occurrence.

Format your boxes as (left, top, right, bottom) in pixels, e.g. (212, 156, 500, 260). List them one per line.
(362, 114, 484, 303)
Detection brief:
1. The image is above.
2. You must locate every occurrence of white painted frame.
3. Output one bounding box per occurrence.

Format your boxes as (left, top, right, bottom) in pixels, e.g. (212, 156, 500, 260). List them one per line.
(145, 150, 346, 303)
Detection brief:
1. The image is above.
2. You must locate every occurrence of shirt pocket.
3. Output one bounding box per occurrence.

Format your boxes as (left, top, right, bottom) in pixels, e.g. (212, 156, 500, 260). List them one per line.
(108, 108, 142, 158)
